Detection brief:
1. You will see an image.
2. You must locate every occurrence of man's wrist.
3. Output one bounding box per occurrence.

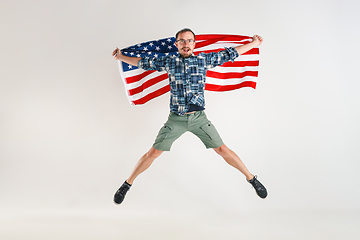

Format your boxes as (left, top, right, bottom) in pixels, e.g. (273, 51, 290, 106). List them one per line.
(247, 40, 258, 48)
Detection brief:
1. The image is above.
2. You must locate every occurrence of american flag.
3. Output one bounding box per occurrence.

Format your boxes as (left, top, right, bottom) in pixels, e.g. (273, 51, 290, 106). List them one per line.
(117, 34, 260, 105)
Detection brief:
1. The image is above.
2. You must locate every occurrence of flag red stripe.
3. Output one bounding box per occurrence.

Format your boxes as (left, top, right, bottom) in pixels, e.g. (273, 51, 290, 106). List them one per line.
(221, 60, 259, 67)
(125, 70, 156, 84)
(205, 81, 256, 91)
(125, 61, 259, 89)
(195, 38, 224, 49)
(195, 39, 252, 49)
(206, 70, 258, 79)
(194, 48, 259, 55)
(194, 34, 251, 49)
(196, 34, 251, 41)
(132, 85, 171, 105)
(128, 73, 169, 96)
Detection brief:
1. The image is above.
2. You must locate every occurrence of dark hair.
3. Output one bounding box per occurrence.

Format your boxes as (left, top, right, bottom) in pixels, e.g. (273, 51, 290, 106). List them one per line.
(175, 28, 196, 40)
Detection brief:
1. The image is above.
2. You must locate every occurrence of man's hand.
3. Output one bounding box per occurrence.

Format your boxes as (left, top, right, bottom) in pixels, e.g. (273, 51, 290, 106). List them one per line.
(235, 34, 264, 55)
(112, 47, 141, 66)
(112, 47, 122, 60)
(251, 35, 263, 47)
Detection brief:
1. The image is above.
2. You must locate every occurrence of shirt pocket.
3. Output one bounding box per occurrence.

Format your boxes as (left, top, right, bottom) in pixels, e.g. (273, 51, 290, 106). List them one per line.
(190, 74, 204, 90)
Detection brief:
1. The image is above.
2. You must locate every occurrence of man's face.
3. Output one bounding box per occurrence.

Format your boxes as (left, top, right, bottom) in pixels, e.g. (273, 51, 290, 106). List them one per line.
(175, 31, 196, 58)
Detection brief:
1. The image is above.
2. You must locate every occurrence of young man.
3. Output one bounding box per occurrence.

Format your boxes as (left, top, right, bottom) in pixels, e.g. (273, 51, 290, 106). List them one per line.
(112, 28, 267, 204)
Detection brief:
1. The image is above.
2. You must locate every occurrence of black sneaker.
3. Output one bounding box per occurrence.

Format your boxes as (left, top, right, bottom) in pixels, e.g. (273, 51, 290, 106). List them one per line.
(114, 181, 131, 204)
(248, 175, 267, 199)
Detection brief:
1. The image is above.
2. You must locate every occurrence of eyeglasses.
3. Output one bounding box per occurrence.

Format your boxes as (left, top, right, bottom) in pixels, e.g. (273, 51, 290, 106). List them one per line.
(176, 39, 195, 44)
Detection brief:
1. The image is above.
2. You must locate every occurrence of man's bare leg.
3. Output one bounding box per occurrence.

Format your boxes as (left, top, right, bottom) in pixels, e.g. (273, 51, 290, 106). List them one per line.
(114, 147, 163, 204)
(127, 147, 163, 184)
(214, 144, 268, 198)
(213, 144, 254, 180)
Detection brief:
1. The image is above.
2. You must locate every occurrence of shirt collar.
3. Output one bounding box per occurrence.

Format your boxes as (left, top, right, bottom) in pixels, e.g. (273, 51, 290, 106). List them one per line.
(175, 52, 196, 59)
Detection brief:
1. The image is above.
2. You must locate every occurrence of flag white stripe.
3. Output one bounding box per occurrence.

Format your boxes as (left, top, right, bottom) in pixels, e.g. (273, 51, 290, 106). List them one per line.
(196, 39, 250, 44)
(195, 43, 253, 51)
(123, 55, 259, 79)
(128, 79, 169, 101)
(206, 76, 258, 86)
(117, 60, 135, 105)
(210, 66, 258, 73)
(125, 71, 167, 89)
(124, 66, 258, 91)
(197, 53, 260, 61)
(122, 68, 145, 78)
(233, 54, 260, 61)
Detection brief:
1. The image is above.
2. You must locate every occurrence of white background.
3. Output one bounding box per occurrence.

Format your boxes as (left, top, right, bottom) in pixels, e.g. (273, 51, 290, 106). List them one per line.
(1, 0, 359, 239)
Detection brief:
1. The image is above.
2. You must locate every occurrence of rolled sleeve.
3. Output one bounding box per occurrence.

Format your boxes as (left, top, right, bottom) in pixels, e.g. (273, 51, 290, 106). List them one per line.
(138, 56, 167, 72)
(225, 46, 239, 63)
(205, 46, 239, 69)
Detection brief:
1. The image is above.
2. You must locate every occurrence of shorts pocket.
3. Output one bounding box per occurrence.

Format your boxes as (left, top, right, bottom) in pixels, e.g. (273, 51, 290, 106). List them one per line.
(154, 124, 172, 143)
(199, 121, 214, 140)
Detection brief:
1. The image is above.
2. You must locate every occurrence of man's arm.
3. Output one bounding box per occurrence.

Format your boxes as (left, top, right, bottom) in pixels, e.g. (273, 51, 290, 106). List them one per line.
(235, 35, 263, 55)
(112, 48, 141, 66)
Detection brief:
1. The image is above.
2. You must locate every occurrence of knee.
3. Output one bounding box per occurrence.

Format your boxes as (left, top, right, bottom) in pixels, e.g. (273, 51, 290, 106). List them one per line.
(147, 147, 163, 159)
(213, 144, 229, 156)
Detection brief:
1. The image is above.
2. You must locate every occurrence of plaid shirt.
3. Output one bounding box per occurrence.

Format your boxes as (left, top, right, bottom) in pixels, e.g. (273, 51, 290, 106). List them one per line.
(138, 47, 239, 115)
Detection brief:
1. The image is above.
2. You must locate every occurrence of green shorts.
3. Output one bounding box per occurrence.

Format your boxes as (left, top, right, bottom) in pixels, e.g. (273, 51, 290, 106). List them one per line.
(152, 111, 224, 151)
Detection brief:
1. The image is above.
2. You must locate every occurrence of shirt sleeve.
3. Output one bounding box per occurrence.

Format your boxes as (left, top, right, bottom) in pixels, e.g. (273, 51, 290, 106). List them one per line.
(137, 56, 167, 72)
(204, 46, 239, 69)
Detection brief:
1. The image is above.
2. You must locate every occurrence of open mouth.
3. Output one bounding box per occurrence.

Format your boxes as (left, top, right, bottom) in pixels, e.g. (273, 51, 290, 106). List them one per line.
(182, 48, 190, 53)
